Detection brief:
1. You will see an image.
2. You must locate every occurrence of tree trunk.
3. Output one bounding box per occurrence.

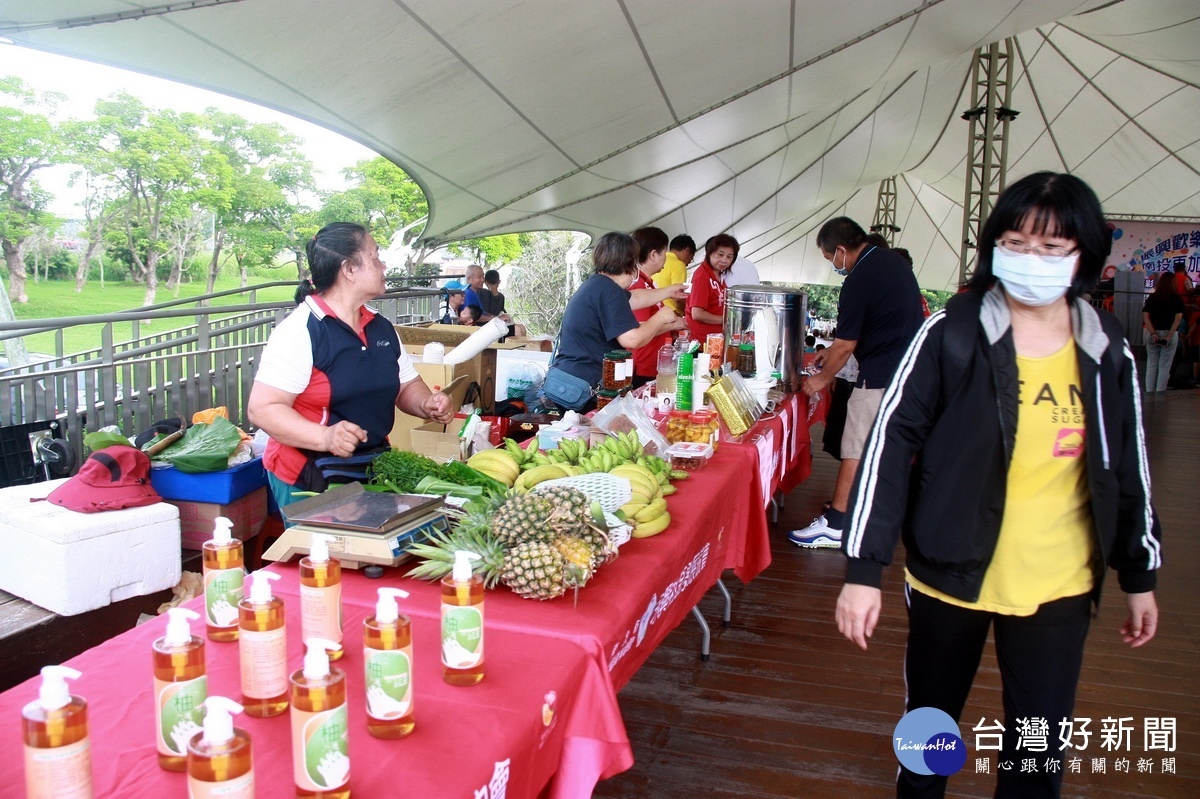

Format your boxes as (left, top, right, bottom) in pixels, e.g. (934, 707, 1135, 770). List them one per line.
(75, 240, 101, 293)
(2, 239, 28, 303)
(142, 251, 159, 307)
(166, 251, 183, 293)
(238, 254, 248, 288)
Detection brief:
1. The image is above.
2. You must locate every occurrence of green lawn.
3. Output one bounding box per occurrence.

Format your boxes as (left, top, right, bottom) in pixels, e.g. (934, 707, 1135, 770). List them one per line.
(7, 276, 298, 357)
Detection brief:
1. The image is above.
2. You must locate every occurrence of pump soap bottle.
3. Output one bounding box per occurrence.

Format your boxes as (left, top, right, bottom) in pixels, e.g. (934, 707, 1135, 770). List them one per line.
(237, 570, 288, 717)
(441, 551, 484, 686)
(363, 587, 414, 738)
(22, 665, 93, 799)
(290, 638, 349, 799)
(187, 696, 254, 799)
(151, 606, 207, 771)
(300, 532, 343, 661)
(203, 515, 244, 642)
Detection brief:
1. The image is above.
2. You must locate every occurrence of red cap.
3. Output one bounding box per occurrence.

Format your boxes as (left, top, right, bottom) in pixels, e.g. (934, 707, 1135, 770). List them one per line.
(46, 446, 161, 513)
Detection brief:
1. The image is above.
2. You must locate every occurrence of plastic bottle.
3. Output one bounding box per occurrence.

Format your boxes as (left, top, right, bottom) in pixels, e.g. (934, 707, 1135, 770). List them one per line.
(187, 696, 254, 799)
(22, 665, 93, 799)
(655, 340, 677, 398)
(441, 551, 485, 686)
(300, 533, 343, 661)
(202, 515, 244, 642)
(151, 606, 207, 771)
(363, 588, 415, 738)
(237, 570, 288, 718)
(676, 351, 694, 412)
(290, 638, 349, 799)
(693, 352, 712, 410)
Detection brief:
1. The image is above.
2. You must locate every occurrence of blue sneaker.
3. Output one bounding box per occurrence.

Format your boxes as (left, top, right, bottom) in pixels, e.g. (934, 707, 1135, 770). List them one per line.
(789, 515, 843, 549)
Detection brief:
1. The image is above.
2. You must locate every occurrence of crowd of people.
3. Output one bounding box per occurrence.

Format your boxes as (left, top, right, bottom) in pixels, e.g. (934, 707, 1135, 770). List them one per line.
(248, 171, 1165, 799)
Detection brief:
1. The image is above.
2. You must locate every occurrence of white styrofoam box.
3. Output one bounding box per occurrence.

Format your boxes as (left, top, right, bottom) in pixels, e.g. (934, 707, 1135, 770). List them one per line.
(0, 479, 181, 616)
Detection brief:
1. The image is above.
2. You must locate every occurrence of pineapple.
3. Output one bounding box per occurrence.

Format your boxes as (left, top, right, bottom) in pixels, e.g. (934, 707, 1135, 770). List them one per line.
(490, 493, 556, 546)
(553, 535, 596, 588)
(501, 540, 567, 600)
(406, 504, 506, 587)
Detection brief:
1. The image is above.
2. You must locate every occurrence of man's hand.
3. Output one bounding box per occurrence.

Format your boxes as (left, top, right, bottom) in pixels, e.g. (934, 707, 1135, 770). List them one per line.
(423, 391, 455, 424)
(321, 420, 368, 457)
(802, 370, 833, 397)
(836, 583, 882, 651)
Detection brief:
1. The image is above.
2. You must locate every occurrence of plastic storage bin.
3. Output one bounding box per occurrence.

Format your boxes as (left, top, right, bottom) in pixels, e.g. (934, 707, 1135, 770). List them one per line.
(149, 457, 268, 504)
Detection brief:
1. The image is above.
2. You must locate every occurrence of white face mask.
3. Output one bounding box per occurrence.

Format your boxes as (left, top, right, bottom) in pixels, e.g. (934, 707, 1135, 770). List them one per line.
(991, 246, 1076, 307)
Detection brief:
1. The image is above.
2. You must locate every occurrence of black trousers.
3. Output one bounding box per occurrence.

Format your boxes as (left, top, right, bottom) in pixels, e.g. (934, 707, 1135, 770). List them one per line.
(899, 586, 1093, 799)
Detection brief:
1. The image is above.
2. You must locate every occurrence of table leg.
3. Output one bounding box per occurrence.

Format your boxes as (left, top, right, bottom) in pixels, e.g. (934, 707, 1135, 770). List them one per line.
(690, 605, 711, 662)
(716, 579, 732, 627)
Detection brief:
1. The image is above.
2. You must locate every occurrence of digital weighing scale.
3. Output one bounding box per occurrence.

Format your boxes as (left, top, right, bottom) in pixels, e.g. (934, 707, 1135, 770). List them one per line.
(262, 483, 451, 569)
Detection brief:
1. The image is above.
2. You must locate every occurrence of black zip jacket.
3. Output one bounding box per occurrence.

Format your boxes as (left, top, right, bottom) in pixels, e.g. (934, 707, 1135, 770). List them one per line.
(843, 288, 1162, 604)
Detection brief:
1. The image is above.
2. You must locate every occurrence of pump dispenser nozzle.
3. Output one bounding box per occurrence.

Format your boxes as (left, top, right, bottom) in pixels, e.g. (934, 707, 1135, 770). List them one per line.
(303, 638, 342, 680)
(308, 533, 334, 564)
(247, 570, 280, 606)
(451, 551, 481, 583)
(38, 665, 81, 711)
(164, 607, 200, 647)
(374, 588, 410, 625)
(211, 516, 234, 546)
(200, 696, 243, 746)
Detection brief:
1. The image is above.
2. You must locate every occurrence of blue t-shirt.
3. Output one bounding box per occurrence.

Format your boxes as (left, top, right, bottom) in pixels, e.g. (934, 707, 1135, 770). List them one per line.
(463, 286, 485, 312)
(837, 246, 924, 388)
(555, 274, 639, 387)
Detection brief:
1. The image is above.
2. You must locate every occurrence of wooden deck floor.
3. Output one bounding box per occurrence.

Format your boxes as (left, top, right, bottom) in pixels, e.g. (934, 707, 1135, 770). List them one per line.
(595, 388, 1199, 799)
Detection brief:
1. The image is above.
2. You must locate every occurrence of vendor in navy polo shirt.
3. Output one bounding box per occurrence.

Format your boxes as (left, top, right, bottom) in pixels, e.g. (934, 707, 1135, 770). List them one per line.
(248, 222, 454, 509)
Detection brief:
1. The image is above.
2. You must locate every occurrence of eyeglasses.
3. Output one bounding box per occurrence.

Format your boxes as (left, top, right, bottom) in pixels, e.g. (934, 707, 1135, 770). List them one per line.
(996, 239, 1076, 258)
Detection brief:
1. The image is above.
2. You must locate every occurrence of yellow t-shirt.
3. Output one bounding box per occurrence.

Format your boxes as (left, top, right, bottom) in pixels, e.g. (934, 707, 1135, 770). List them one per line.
(654, 251, 688, 314)
(909, 339, 1093, 615)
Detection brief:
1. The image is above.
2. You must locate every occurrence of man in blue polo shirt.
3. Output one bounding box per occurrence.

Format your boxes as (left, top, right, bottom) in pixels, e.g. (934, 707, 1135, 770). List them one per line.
(791, 217, 924, 548)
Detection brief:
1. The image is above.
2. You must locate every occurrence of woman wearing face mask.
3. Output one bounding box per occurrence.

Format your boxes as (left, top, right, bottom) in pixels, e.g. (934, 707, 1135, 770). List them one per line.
(834, 172, 1162, 799)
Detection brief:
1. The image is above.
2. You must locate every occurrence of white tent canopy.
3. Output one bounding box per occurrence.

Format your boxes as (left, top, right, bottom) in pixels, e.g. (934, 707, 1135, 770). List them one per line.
(1, 0, 1196, 290)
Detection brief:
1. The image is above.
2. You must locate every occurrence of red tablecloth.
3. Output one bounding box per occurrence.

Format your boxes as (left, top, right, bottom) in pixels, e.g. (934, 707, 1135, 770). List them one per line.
(725, 390, 829, 509)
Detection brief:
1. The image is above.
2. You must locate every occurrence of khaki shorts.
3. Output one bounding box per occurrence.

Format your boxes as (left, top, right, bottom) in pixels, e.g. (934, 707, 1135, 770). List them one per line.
(841, 387, 885, 461)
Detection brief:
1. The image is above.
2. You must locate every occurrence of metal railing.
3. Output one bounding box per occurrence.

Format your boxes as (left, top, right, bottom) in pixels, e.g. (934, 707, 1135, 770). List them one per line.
(0, 282, 443, 486)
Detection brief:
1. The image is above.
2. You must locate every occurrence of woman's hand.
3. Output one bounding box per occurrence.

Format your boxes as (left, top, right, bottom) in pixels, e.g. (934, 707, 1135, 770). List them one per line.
(321, 420, 368, 457)
(654, 305, 686, 331)
(423, 390, 455, 424)
(1121, 591, 1158, 648)
(836, 583, 882, 651)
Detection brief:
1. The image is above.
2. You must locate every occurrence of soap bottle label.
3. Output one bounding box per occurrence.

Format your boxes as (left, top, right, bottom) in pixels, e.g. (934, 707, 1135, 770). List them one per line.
(291, 704, 349, 792)
(300, 583, 343, 644)
(239, 627, 288, 698)
(154, 674, 207, 756)
(23, 737, 93, 799)
(441, 605, 484, 669)
(188, 770, 255, 799)
(365, 648, 413, 720)
(204, 568, 244, 628)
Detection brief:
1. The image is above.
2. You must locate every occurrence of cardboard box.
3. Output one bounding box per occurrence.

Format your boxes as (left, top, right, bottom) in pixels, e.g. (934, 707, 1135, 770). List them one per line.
(396, 323, 477, 347)
(409, 423, 466, 461)
(169, 486, 269, 550)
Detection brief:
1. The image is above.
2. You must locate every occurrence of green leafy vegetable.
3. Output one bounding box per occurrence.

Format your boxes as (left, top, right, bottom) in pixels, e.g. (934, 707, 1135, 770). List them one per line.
(84, 430, 133, 452)
(153, 417, 242, 473)
(368, 450, 442, 493)
(414, 476, 484, 500)
(437, 460, 506, 495)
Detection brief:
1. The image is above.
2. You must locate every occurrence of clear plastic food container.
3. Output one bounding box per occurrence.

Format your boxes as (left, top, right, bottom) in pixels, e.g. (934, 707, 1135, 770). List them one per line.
(666, 441, 714, 472)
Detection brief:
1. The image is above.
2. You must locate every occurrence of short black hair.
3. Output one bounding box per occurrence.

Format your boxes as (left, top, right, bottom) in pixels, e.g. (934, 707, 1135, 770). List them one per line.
(670, 234, 697, 252)
(592, 232, 640, 276)
(816, 217, 867, 254)
(484, 269, 500, 285)
(632, 227, 669, 265)
(966, 171, 1111, 301)
(892, 247, 914, 267)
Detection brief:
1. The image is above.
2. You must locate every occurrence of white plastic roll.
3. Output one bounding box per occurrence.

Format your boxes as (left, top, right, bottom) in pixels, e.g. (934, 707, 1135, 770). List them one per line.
(423, 341, 445, 363)
(752, 309, 778, 378)
(444, 317, 507, 365)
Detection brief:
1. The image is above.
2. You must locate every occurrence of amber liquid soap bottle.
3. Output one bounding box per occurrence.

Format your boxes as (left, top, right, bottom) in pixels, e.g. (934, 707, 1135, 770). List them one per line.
(364, 587, 415, 738)
(300, 532, 343, 661)
(237, 570, 289, 717)
(151, 606, 207, 771)
(203, 515, 244, 642)
(22, 665, 93, 799)
(290, 638, 350, 799)
(442, 551, 485, 686)
(186, 696, 254, 799)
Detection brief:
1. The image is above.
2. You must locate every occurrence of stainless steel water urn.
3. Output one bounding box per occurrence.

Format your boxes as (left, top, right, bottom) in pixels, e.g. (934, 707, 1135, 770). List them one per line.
(724, 285, 808, 392)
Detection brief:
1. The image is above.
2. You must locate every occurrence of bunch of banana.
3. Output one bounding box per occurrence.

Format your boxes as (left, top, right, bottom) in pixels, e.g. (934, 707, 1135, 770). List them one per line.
(612, 462, 671, 537)
(544, 437, 589, 466)
(465, 449, 522, 487)
(576, 430, 644, 473)
(513, 463, 573, 492)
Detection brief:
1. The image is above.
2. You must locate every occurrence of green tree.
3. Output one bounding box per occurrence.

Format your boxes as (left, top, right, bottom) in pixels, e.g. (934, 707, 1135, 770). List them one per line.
(89, 93, 218, 307)
(505, 232, 590, 336)
(448, 233, 525, 267)
(0, 76, 65, 309)
(319, 156, 427, 270)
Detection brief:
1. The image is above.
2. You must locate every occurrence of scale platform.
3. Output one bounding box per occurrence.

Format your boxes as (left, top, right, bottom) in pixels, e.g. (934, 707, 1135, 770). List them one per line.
(263, 483, 451, 569)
